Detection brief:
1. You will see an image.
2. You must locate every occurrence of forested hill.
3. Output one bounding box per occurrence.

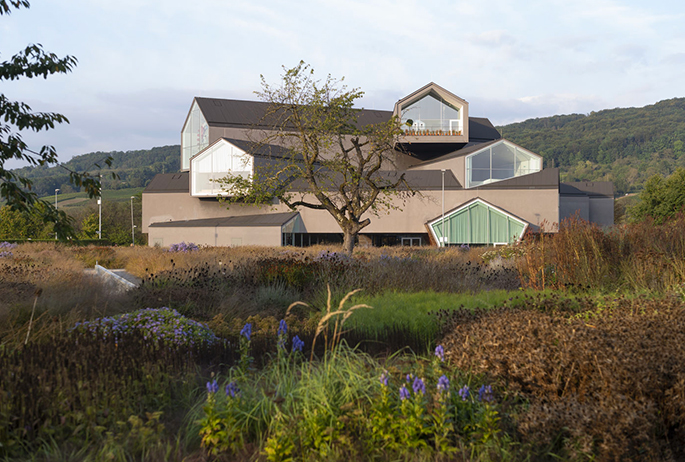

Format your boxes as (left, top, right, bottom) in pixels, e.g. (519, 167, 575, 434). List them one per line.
(498, 97, 685, 195)
(13, 145, 180, 197)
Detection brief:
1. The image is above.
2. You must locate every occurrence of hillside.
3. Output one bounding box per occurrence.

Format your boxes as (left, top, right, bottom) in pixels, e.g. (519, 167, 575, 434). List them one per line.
(498, 98, 685, 194)
(13, 145, 180, 198)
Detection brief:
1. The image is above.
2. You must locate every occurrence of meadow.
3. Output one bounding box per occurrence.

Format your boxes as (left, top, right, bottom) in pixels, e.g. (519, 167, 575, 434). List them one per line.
(1, 216, 685, 461)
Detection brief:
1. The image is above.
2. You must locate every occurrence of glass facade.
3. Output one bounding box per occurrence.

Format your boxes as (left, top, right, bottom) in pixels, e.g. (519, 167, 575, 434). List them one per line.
(191, 140, 253, 196)
(400, 93, 462, 135)
(465, 141, 541, 188)
(431, 200, 527, 245)
(182, 101, 209, 171)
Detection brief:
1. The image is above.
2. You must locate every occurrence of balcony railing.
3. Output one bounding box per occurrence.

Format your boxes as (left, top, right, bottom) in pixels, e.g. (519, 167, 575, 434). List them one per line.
(401, 118, 462, 136)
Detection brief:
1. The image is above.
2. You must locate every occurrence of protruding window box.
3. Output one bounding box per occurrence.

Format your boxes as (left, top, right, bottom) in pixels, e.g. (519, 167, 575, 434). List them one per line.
(394, 83, 469, 145)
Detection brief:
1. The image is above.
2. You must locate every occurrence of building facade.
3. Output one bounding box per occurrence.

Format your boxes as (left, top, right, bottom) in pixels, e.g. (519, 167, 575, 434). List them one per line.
(143, 83, 613, 248)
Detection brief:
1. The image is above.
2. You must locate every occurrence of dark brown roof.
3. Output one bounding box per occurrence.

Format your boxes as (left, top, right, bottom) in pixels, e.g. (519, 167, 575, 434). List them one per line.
(144, 172, 189, 193)
(474, 168, 559, 190)
(194, 97, 392, 130)
(560, 182, 614, 197)
(407, 139, 501, 168)
(149, 212, 299, 228)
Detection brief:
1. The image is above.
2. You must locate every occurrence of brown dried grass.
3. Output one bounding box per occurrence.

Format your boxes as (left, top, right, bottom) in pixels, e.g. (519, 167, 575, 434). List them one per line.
(441, 294, 685, 461)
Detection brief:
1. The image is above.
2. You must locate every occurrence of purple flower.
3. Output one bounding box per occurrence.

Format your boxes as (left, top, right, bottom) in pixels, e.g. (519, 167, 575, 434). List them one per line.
(399, 384, 410, 401)
(292, 335, 304, 353)
(458, 385, 470, 401)
(478, 385, 494, 402)
(380, 370, 389, 387)
(406, 373, 413, 383)
(240, 323, 252, 341)
(206, 379, 218, 394)
(412, 377, 425, 395)
(225, 381, 240, 398)
(435, 345, 445, 362)
(437, 375, 450, 392)
(277, 319, 288, 336)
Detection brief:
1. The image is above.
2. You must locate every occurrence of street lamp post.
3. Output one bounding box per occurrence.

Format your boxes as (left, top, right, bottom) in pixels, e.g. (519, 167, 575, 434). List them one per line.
(54, 189, 60, 240)
(130, 196, 135, 246)
(441, 169, 445, 248)
(98, 174, 102, 240)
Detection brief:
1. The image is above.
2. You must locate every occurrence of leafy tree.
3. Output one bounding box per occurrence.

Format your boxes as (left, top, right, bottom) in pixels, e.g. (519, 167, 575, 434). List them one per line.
(631, 168, 685, 223)
(0, 0, 109, 238)
(220, 62, 411, 254)
(0, 204, 52, 239)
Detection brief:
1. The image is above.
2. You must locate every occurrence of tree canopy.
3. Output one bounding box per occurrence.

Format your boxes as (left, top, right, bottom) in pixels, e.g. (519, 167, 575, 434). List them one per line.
(0, 0, 108, 238)
(630, 168, 685, 224)
(219, 62, 411, 254)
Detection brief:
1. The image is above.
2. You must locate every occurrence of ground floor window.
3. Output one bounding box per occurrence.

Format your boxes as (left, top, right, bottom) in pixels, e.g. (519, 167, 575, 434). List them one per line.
(281, 232, 428, 247)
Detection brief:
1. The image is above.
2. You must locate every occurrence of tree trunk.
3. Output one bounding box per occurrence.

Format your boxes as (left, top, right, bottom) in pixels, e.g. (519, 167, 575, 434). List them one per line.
(342, 229, 356, 255)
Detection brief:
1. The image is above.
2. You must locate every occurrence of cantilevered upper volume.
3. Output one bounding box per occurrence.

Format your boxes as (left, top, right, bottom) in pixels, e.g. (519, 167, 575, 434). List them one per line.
(394, 82, 470, 146)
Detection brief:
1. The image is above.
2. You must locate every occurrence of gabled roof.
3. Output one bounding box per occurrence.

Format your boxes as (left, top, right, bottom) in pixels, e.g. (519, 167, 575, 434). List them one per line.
(560, 181, 614, 197)
(474, 168, 559, 190)
(144, 172, 189, 193)
(393, 82, 468, 111)
(193, 97, 392, 130)
(149, 212, 299, 228)
(427, 197, 529, 229)
(407, 139, 501, 168)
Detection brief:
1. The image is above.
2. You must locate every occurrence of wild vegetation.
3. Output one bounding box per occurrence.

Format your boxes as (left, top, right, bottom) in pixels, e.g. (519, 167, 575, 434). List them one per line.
(1, 215, 685, 461)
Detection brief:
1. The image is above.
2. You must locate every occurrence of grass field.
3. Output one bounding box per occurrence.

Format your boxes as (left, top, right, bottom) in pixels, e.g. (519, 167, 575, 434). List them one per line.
(52, 186, 145, 209)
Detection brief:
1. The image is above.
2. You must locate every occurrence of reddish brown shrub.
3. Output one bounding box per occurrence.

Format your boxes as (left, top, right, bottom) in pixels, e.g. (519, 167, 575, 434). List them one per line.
(441, 295, 685, 461)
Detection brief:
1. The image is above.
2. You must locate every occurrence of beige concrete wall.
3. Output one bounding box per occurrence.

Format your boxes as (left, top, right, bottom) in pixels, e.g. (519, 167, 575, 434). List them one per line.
(409, 155, 466, 185)
(142, 192, 292, 233)
(148, 225, 281, 248)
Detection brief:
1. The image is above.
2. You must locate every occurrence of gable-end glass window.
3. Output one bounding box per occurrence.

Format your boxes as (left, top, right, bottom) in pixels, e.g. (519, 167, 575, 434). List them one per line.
(191, 140, 253, 196)
(182, 101, 209, 171)
(465, 141, 541, 188)
(400, 93, 462, 135)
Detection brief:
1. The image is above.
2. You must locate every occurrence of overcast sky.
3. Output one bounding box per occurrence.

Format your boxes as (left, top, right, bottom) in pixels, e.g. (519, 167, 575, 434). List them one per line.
(3, 0, 684, 168)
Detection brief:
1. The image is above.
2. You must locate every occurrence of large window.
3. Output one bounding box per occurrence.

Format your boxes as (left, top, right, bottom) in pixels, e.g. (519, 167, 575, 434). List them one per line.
(191, 140, 253, 196)
(465, 141, 541, 188)
(400, 93, 462, 135)
(182, 101, 209, 171)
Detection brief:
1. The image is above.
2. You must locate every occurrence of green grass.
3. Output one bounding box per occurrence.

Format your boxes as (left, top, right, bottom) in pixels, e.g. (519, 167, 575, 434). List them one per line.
(345, 290, 526, 351)
(52, 187, 144, 208)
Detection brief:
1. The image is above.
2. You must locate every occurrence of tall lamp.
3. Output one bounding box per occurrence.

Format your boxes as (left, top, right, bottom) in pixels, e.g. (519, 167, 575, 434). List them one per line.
(54, 189, 60, 240)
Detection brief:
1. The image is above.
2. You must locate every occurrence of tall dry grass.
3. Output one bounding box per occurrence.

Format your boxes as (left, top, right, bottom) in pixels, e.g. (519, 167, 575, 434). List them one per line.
(517, 214, 685, 292)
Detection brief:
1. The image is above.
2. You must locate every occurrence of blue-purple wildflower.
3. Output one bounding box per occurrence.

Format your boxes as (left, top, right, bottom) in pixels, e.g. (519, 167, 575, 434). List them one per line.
(412, 377, 426, 395)
(240, 323, 252, 341)
(206, 379, 218, 394)
(435, 344, 445, 362)
(380, 370, 389, 387)
(277, 319, 288, 336)
(406, 373, 413, 383)
(458, 385, 470, 401)
(478, 385, 494, 402)
(167, 241, 199, 252)
(399, 384, 410, 401)
(225, 381, 240, 398)
(437, 375, 450, 392)
(69, 307, 218, 347)
(292, 335, 304, 353)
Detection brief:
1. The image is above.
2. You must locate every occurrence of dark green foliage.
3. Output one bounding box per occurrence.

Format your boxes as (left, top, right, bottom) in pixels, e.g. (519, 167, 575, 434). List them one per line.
(500, 98, 685, 194)
(630, 168, 685, 223)
(0, 0, 108, 238)
(0, 329, 232, 457)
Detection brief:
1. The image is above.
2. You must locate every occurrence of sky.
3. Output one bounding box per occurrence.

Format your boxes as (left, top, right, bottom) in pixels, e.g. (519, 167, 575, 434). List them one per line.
(2, 0, 685, 168)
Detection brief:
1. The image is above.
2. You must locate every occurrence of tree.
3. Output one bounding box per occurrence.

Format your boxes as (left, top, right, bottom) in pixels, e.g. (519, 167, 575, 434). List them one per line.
(220, 62, 411, 254)
(631, 168, 685, 223)
(0, 0, 109, 239)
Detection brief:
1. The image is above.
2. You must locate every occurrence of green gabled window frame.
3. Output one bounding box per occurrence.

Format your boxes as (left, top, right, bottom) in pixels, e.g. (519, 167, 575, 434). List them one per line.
(428, 198, 528, 246)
